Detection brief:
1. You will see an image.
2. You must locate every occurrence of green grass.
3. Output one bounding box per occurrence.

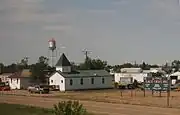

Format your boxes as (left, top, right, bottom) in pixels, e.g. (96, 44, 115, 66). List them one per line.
(0, 103, 53, 115)
(0, 103, 101, 115)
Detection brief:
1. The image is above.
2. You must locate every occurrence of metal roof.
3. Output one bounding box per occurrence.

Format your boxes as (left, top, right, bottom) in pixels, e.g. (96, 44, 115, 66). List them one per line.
(121, 68, 142, 73)
(8, 69, 32, 78)
(56, 70, 111, 78)
(55, 53, 71, 66)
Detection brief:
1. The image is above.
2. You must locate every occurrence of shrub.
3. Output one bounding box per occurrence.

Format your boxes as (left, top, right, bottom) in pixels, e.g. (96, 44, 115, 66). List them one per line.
(53, 100, 87, 115)
(114, 82, 119, 89)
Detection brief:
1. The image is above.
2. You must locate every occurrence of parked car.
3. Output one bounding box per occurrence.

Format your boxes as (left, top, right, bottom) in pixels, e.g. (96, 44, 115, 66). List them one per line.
(0, 82, 10, 91)
(49, 85, 59, 91)
(27, 85, 49, 94)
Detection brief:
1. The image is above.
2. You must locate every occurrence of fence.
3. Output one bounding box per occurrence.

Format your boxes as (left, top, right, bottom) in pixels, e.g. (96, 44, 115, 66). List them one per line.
(0, 89, 180, 108)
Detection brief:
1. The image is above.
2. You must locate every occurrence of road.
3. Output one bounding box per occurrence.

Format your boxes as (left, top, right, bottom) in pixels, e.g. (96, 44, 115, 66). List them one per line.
(0, 95, 180, 115)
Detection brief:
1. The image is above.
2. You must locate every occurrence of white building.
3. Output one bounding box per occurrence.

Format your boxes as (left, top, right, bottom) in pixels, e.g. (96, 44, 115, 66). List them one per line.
(114, 68, 166, 83)
(49, 53, 114, 91)
(0, 73, 12, 83)
(114, 68, 145, 83)
(170, 72, 180, 85)
(8, 69, 32, 89)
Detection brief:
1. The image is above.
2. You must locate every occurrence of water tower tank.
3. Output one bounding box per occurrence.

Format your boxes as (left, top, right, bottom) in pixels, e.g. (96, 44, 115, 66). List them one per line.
(48, 38, 56, 51)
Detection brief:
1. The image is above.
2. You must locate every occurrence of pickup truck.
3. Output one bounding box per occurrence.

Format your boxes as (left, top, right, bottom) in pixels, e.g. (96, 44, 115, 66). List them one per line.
(27, 85, 49, 94)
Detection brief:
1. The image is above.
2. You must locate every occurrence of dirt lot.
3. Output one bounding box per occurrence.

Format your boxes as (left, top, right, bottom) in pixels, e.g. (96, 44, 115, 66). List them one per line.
(1, 94, 180, 115)
(1, 89, 180, 108)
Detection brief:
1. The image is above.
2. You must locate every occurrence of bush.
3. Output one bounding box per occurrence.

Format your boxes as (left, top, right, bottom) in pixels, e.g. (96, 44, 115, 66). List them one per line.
(53, 100, 87, 115)
(114, 82, 119, 89)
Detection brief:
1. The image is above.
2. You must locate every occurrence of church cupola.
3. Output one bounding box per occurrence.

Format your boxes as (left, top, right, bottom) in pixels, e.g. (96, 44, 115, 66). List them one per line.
(55, 53, 71, 73)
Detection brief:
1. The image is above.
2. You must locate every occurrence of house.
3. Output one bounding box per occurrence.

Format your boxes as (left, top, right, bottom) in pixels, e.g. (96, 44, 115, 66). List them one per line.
(49, 53, 114, 91)
(8, 69, 32, 89)
(0, 73, 12, 83)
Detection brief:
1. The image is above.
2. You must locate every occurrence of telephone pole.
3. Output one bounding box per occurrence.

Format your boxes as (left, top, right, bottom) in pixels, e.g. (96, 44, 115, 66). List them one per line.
(82, 49, 92, 61)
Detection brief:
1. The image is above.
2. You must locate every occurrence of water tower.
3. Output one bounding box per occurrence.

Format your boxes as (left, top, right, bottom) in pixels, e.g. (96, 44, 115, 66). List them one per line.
(48, 38, 57, 67)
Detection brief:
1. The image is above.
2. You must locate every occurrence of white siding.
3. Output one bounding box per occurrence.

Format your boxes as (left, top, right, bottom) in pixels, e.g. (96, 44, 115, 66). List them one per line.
(49, 72, 65, 91)
(114, 73, 146, 83)
(9, 77, 31, 89)
(56, 66, 71, 73)
(65, 76, 113, 91)
(9, 78, 20, 89)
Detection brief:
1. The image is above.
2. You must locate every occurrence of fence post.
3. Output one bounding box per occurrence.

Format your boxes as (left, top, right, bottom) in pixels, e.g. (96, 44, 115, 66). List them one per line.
(120, 90, 123, 97)
(152, 90, 154, 97)
(143, 78, 146, 97)
(167, 77, 171, 107)
(131, 90, 133, 97)
(159, 91, 162, 97)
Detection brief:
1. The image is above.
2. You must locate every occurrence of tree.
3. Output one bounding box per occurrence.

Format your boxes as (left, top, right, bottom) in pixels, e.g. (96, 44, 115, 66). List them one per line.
(162, 62, 172, 74)
(112, 65, 121, 73)
(140, 62, 150, 70)
(0, 63, 4, 74)
(172, 60, 180, 72)
(53, 100, 87, 115)
(91, 59, 107, 70)
(30, 56, 49, 84)
(79, 57, 107, 70)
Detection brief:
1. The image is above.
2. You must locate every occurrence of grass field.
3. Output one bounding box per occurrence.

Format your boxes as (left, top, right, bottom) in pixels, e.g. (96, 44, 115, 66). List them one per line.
(0, 103, 53, 115)
(1, 89, 180, 108)
(53, 89, 180, 108)
(1, 95, 180, 115)
(0, 103, 100, 115)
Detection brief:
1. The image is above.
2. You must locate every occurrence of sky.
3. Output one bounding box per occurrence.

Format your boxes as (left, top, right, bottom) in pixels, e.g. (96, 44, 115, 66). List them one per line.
(0, 0, 180, 65)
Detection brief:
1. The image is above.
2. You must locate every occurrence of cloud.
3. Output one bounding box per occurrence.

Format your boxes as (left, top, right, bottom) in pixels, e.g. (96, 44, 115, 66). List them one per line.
(43, 25, 72, 31)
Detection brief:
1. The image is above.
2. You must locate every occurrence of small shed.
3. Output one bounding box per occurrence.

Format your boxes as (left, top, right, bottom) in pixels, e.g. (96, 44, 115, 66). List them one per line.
(8, 69, 32, 89)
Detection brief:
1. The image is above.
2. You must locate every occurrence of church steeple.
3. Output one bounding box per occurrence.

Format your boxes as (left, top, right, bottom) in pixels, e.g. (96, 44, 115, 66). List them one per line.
(55, 53, 71, 73)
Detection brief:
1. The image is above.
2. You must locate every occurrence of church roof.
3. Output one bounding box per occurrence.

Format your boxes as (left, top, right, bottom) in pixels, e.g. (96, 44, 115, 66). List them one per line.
(55, 69, 112, 78)
(56, 53, 71, 66)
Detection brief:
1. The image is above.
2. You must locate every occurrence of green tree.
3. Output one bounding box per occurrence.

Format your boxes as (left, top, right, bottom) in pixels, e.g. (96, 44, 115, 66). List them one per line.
(162, 62, 172, 74)
(79, 57, 107, 70)
(172, 60, 180, 72)
(140, 62, 150, 70)
(53, 100, 87, 115)
(30, 56, 49, 84)
(0, 63, 4, 74)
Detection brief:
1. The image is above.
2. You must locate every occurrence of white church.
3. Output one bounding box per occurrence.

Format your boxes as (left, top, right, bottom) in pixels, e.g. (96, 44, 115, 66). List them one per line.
(49, 53, 114, 91)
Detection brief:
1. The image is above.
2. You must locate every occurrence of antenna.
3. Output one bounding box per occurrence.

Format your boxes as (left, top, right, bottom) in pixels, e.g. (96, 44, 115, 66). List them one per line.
(82, 48, 92, 60)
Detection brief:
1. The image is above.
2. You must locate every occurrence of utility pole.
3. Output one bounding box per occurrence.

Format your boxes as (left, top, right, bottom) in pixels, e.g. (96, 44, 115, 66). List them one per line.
(82, 49, 92, 61)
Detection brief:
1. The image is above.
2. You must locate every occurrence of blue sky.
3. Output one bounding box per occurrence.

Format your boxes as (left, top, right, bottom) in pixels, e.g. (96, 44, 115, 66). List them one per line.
(0, 0, 180, 65)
